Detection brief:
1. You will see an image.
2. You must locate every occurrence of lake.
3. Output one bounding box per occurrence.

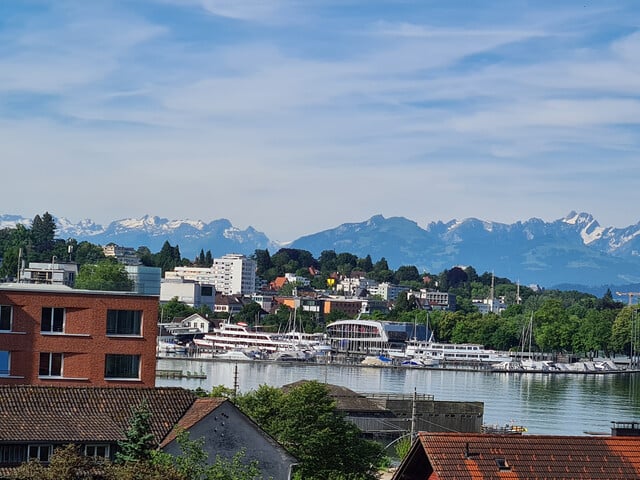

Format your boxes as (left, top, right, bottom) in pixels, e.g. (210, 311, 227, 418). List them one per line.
(156, 356, 640, 436)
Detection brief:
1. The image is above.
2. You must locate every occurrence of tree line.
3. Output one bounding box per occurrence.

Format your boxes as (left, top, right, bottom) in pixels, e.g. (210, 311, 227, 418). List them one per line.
(1, 213, 635, 358)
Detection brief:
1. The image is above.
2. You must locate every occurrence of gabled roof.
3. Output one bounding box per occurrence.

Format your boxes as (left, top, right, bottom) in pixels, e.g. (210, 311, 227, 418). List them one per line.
(160, 397, 226, 447)
(0, 386, 208, 445)
(394, 432, 640, 480)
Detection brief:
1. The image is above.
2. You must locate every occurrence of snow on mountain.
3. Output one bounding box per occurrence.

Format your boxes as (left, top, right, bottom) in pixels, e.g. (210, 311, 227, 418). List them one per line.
(0, 215, 30, 230)
(4, 211, 640, 287)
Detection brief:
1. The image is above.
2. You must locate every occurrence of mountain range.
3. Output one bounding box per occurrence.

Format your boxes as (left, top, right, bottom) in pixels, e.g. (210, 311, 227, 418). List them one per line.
(3, 211, 640, 292)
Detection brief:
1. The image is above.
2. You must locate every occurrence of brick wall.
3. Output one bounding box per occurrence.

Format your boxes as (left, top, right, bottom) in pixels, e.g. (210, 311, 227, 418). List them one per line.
(0, 287, 158, 387)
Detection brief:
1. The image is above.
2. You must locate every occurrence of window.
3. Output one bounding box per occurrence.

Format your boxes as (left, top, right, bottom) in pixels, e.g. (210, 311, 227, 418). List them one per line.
(201, 286, 213, 296)
(106, 310, 142, 335)
(0, 445, 26, 464)
(39, 352, 63, 377)
(85, 444, 110, 459)
(0, 350, 9, 376)
(0, 305, 12, 331)
(105, 354, 140, 379)
(41, 307, 64, 333)
(28, 445, 53, 462)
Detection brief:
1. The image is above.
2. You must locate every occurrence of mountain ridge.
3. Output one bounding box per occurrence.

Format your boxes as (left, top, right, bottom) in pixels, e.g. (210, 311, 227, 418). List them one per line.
(2, 211, 640, 288)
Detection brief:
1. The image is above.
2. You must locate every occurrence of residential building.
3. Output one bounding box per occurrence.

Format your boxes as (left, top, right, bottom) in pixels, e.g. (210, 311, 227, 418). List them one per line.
(213, 293, 245, 316)
(412, 289, 457, 311)
(0, 386, 298, 480)
(180, 313, 215, 333)
(0, 283, 158, 387)
(338, 276, 379, 296)
(160, 279, 216, 309)
(369, 282, 408, 301)
(20, 261, 78, 287)
(211, 254, 256, 295)
(164, 253, 256, 296)
(472, 296, 507, 314)
(392, 430, 640, 480)
(284, 272, 310, 286)
(125, 265, 161, 295)
(102, 244, 141, 266)
(165, 266, 216, 283)
(323, 297, 364, 317)
(251, 293, 275, 312)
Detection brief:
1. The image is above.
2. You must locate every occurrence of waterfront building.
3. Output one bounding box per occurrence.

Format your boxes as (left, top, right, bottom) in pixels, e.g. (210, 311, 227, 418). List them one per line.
(0, 386, 297, 479)
(326, 319, 427, 354)
(0, 283, 158, 387)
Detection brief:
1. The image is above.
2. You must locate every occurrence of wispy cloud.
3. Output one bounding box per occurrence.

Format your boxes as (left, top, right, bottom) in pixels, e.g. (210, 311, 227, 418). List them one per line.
(1, 1, 639, 239)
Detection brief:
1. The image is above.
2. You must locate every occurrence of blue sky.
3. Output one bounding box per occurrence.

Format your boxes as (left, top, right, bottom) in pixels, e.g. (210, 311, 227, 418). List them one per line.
(2, 1, 639, 241)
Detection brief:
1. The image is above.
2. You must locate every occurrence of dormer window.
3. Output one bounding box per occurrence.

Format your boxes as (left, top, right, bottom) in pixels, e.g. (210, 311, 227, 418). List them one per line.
(495, 458, 511, 471)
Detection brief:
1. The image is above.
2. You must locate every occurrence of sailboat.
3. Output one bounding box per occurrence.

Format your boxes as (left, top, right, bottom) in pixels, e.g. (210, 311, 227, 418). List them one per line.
(403, 314, 440, 367)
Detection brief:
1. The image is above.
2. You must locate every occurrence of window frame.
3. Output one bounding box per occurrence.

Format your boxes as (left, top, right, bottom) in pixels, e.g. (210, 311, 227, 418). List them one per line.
(0, 305, 12, 331)
(39, 352, 63, 377)
(106, 309, 142, 336)
(0, 445, 27, 464)
(84, 444, 110, 459)
(28, 444, 53, 463)
(41, 307, 65, 333)
(104, 354, 140, 380)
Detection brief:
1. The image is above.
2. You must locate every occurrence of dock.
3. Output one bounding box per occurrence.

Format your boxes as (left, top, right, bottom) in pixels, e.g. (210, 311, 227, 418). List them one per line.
(155, 368, 206, 379)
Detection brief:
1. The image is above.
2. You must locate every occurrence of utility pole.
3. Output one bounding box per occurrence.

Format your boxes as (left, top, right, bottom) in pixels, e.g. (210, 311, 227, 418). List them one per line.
(410, 388, 417, 440)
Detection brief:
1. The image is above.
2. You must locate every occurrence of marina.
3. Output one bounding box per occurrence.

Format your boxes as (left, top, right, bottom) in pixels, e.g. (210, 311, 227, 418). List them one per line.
(156, 356, 640, 437)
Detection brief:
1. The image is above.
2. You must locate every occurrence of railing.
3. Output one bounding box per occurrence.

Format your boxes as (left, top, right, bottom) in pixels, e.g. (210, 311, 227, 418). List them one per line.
(363, 392, 435, 401)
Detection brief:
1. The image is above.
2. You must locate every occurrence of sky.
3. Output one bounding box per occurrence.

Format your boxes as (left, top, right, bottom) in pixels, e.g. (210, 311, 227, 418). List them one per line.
(1, 1, 639, 242)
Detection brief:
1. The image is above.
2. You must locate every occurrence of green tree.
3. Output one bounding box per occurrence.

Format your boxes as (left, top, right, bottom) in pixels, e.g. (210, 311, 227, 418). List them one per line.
(75, 259, 134, 291)
(160, 297, 198, 322)
(30, 212, 57, 262)
(237, 381, 383, 480)
(117, 401, 157, 464)
(235, 302, 264, 325)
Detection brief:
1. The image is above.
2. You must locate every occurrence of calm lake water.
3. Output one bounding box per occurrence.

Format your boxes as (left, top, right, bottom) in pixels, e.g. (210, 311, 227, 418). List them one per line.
(156, 357, 640, 436)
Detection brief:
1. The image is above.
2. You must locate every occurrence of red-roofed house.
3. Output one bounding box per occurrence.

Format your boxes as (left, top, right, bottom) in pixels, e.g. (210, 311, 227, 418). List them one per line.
(392, 431, 640, 480)
(0, 385, 297, 479)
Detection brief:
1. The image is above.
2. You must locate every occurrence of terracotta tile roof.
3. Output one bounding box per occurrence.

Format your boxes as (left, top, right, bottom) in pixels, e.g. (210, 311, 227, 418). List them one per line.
(0, 385, 196, 444)
(413, 432, 640, 480)
(160, 397, 226, 447)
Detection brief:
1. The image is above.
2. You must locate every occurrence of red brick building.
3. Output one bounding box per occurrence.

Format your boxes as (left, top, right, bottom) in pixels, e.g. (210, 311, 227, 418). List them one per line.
(0, 284, 158, 387)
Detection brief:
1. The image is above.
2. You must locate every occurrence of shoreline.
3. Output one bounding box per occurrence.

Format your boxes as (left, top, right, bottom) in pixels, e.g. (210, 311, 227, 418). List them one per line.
(157, 354, 640, 375)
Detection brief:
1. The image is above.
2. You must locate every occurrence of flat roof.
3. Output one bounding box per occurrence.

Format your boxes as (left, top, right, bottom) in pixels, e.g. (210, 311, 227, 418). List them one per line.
(0, 282, 158, 297)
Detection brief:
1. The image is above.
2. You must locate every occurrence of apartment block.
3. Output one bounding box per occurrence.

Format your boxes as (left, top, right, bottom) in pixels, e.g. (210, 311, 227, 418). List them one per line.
(0, 283, 158, 387)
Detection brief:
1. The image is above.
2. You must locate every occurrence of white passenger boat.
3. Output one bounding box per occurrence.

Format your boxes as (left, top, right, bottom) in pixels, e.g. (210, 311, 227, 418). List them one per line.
(405, 340, 511, 364)
(193, 320, 303, 353)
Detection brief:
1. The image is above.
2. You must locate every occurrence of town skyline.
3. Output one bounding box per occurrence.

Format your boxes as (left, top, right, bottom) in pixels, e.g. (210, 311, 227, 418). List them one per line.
(2, 1, 639, 242)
